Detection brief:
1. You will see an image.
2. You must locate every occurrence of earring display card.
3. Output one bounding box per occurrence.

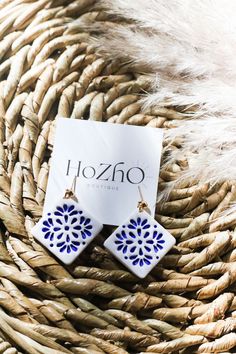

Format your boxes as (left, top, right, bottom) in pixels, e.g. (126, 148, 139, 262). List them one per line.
(32, 198, 103, 265)
(104, 209, 176, 278)
(44, 118, 163, 226)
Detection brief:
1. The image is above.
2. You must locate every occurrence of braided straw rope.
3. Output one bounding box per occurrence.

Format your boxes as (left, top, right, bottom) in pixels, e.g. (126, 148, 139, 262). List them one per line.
(0, 0, 236, 353)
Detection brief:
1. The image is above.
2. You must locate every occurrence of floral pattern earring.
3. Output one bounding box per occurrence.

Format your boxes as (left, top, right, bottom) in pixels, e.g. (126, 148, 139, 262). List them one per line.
(104, 187, 176, 278)
(31, 177, 103, 265)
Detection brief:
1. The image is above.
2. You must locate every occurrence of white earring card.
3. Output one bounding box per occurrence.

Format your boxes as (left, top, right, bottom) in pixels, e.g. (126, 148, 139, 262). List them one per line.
(44, 118, 163, 226)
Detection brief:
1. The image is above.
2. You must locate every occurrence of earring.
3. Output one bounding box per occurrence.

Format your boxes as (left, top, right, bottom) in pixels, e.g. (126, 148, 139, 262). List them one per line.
(31, 177, 103, 265)
(104, 187, 176, 278)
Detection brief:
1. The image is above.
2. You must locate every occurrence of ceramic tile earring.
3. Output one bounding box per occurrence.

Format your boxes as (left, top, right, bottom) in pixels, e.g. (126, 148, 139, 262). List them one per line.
(104, 187, 176, 278)
(31, 177, 103, 265)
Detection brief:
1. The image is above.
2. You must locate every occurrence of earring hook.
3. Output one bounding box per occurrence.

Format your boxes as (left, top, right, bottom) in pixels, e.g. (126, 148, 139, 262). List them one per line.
(71, 175, 77, 194)
(137, 185, 149, 212)
(64, 175, 78, 200)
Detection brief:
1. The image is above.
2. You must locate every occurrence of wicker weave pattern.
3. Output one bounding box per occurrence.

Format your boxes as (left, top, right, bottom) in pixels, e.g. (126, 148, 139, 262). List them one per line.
(0, 1, 236, 353)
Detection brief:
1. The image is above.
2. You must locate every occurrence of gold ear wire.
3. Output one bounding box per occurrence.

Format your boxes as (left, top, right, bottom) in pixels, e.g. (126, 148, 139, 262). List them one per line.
(137, 185, 149, 212)
(64, 175, 78, 200)
(71, 175, 77, 194)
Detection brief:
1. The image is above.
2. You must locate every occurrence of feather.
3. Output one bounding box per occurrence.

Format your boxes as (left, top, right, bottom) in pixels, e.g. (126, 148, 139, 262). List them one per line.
(90, 0, 236, 202)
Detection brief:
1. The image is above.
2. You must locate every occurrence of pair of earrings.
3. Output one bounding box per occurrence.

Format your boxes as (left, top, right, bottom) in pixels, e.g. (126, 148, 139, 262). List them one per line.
(31, 178, 175, 278)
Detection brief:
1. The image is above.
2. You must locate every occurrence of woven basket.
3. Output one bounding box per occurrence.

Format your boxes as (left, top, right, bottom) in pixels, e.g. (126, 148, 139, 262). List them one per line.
(0, 1, 236, 353)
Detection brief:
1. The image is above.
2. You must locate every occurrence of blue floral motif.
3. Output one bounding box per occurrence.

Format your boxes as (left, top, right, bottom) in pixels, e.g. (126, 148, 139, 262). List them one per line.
(114, 217, 165, 267)
(41, 203, 93, 254)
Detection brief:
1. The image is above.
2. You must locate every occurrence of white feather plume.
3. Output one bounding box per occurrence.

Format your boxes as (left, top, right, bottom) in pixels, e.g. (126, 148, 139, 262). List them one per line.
(92, 0, 236, 195)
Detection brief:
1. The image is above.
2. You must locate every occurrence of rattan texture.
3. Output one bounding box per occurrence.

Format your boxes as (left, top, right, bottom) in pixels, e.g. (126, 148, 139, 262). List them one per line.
(0, 0, 236, 353)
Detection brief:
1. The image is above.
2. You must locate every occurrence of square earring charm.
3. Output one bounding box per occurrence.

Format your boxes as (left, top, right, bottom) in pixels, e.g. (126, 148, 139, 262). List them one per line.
(104, 209, 176, 278)
(31, 198, 103, 265)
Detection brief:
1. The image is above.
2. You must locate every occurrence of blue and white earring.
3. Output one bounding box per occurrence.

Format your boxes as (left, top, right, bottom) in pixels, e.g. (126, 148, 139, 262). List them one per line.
(104, 187, 176, 278)
(31, 177, 103, 265)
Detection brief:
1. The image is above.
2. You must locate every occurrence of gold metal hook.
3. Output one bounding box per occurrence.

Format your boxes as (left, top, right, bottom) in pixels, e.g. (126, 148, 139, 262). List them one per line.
(137, 185, 149, 212)
(64, 176, 78, 200)
(71, 175, 77, 194)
